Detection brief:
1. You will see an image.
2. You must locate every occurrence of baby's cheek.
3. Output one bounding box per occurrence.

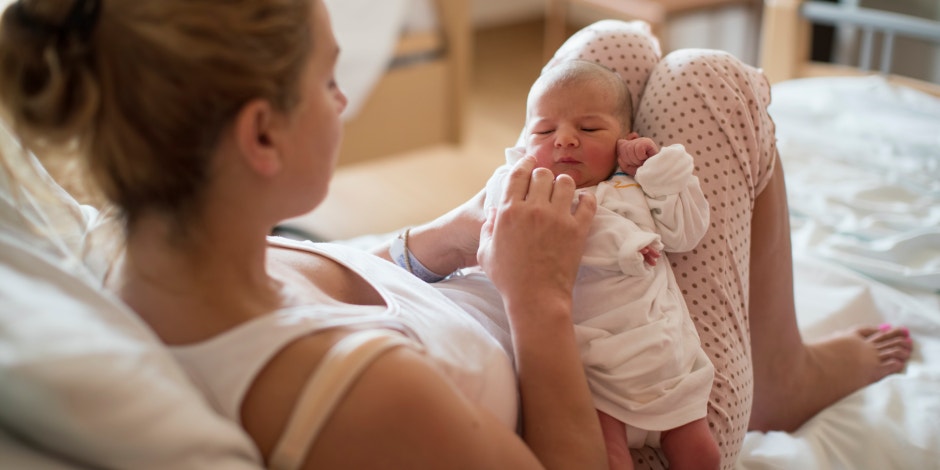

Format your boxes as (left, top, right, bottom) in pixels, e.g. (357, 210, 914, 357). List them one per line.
(531, 151, 555, 169)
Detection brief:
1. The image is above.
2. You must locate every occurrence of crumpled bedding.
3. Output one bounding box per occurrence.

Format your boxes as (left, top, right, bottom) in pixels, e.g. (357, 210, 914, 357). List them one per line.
(737, 76, 940, 469)
(768, 76, 940, 292)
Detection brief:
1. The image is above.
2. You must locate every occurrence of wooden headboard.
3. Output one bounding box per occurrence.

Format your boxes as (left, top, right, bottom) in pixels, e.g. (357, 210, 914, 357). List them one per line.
(759, 0, 940, 97)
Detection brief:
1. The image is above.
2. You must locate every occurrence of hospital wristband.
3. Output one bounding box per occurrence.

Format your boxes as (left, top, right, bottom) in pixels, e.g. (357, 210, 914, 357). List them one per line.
(389, 228, 448, 283)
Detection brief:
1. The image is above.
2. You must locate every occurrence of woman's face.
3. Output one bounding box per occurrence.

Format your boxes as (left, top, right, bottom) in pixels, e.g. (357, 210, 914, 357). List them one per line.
(280, 0, 348, 213)
(524, 82, 623, 188)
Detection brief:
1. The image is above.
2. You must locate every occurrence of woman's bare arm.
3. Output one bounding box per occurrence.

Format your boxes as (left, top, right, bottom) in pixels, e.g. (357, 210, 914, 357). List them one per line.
(305, 346, 546, 468)
(478, 157, 606, 469)
(371, 189, 486, 277)
(365, 157, 607, 467)
(241, 330, 561, 469)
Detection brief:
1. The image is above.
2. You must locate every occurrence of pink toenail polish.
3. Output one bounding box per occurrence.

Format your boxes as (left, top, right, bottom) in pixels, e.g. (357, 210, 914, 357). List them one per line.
(901, 327, 910, 337)
(878, 323, 891, 332)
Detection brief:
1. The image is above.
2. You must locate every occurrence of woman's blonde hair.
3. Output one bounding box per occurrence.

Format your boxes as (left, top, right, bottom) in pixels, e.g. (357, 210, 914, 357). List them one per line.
(0, 0, 312, 227)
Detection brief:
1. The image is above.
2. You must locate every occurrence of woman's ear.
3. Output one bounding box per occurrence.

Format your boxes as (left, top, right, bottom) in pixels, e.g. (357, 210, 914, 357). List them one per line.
(233, 99, 283, 177)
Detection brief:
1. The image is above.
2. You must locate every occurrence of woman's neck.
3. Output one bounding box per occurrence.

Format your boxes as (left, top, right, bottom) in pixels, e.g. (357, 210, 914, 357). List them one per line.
(115, 211, 284, 344)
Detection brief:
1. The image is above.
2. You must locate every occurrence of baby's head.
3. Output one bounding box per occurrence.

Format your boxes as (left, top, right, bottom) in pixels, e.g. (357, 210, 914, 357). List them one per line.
(523, 60, 632, 188)
(526, 60, 633, 131)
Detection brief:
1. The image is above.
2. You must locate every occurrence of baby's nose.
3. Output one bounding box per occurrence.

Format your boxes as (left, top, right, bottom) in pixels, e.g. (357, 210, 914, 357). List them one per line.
(555, 130, 579, 147)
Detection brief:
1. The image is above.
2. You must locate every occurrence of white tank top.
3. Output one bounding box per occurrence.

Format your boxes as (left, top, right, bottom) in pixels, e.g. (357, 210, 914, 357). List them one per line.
(170, 238, 518, 436)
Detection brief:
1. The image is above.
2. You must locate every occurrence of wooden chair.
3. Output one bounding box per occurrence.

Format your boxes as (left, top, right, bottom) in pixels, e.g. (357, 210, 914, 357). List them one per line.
(544, 0, 760, 59)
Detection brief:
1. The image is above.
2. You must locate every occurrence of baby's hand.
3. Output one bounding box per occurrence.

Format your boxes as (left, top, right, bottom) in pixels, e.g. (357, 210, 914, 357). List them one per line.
(640, 244, 661, 266)
(617, 134, 659, 176)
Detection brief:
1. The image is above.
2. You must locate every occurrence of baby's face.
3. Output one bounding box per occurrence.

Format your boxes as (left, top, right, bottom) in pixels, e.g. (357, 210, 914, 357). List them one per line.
(524, 83, 623, 188)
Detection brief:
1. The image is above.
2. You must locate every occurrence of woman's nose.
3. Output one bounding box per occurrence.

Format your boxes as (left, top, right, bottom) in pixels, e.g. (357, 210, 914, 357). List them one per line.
(336, 87, 349, 113)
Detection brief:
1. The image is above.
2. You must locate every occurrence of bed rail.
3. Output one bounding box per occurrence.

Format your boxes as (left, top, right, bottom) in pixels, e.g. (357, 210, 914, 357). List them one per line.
(760, 0, 940, 97)
(801, 2, 940, 74)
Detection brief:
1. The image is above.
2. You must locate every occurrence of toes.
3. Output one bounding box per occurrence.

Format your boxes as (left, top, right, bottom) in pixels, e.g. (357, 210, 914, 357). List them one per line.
(857, 324, 914, 376)
(859, 323, 911, 341)
(878, 346, 907, 361)
(881, 358, 906, 375)
(856, 325, 881, 337)
(875, 334, 913, 351)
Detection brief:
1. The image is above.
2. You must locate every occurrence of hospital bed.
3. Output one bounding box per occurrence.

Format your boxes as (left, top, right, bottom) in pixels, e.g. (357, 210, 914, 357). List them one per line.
(736, 0, 940, 468)
(325, 0, 471, 166)
(1, 0, 939, 468)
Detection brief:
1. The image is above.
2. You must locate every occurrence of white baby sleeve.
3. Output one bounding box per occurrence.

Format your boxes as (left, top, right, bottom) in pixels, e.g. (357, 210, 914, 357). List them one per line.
(634, 144, 710, 252)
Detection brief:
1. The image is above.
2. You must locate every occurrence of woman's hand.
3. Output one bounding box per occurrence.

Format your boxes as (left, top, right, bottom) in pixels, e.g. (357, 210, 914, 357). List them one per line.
(477, 155, 596, 311)
(478, 155, 606, 469)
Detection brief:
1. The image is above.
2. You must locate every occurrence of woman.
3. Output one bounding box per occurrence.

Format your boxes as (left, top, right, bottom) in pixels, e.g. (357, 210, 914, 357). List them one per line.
(0, 0, 604, 467)
(0, 0, 911, 469)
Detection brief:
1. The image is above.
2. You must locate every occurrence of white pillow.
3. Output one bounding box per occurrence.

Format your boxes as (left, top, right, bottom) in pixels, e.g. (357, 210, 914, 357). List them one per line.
(0, 128, 263, 468)
(0, 427, 87, 470)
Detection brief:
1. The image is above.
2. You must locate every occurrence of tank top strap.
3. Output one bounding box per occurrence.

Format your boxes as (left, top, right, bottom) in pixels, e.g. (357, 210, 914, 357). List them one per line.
(267, 329, 421, 470)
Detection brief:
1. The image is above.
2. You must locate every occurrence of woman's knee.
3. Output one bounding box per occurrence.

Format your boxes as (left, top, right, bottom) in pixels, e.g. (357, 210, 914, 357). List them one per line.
(638, 48, 776, 198)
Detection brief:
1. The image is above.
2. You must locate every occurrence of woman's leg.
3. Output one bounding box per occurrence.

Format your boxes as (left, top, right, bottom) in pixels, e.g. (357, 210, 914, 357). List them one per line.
(747, 153, 912, 432)
(633, 41, 913, 450)
(542, 19, 663, 111)
(633, 49, 766, 467)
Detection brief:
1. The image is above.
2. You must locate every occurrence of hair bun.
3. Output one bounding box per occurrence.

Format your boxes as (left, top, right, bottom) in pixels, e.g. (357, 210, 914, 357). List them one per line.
(9, 0, 101, 43)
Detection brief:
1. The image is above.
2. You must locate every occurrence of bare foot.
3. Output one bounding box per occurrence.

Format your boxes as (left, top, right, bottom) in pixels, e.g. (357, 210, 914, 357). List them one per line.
(750, 324, 912, 432)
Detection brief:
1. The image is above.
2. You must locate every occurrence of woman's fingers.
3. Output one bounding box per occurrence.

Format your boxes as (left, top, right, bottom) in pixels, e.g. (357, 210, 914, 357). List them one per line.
(551, 173, 576, 207)
(528, 167, 557, 201)
(505, 157, 586, 213)
(480, 156, 596, 300)
(571, 186, 597, 224)
(504, 156, 576, 206)
(503, 156, 537, 203)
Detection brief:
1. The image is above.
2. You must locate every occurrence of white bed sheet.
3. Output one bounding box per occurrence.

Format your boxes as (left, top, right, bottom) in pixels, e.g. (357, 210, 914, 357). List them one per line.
(737, 76, 940, 469)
